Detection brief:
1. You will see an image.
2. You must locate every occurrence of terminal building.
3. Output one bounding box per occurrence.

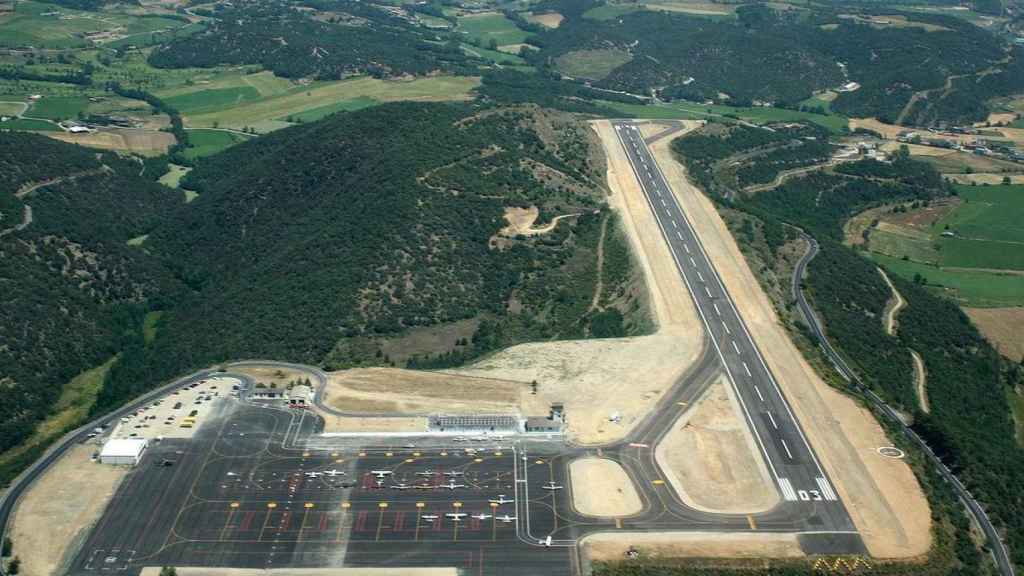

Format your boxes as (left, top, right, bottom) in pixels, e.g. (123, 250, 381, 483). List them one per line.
(426, 404, 566, 435)
(99, 438, 148, 466)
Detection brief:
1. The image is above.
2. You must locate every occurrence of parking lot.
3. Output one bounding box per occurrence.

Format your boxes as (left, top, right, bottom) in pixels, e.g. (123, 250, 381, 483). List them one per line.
(107, 376, 244, 441)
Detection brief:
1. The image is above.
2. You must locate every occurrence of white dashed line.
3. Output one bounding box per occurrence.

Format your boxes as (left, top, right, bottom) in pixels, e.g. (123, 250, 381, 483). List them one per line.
(691, 257, 698, 268)
(713, 303, 721, 316)
(660, 198, 667, 207)
(731, 340, 741, 354)
(754, 385, 764, 402)
(676, 231, 683, 240)
(721, 320, 730, 334)
(696, 271, 705, 283)
(743, 361, 751, 377)
(671, 220, 678, 229)
(704, 285, 712, 298)
(781, 439, 794, 459)
(767, 412, 778, 429)
(683, 243, 691, 254)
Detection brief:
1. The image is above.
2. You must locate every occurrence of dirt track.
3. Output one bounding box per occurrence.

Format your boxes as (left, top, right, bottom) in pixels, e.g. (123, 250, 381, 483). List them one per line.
(645, 127, 932, 559)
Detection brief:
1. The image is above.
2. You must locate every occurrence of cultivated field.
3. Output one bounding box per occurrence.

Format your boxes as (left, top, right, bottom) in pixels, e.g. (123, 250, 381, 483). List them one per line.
(525, 11, 564, 28)
(555, 49, 632, 81)
(182, 129, 251, 159)
(0, 0, 186, 49)
(456, 13, 532, 48)
(46, 128, 176, 155)
(965, 307, 1024, 362)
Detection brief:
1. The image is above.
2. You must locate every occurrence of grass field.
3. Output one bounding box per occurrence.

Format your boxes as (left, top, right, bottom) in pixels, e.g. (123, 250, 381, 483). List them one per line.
(583, 4, 643, 19)
(164, 86, 262, 115)
(0, 118, 59, 131)
(872, 253, 1024, 307)
(182, 129, 251, 159)
(1008, 388, 1024, 447)
(27, 96, 89, 120)
(184, 75, 479, 131)
(457, 13, 532, 47)
(461, 43, 528, 65)
(861, 184, 1024, 305)
(606, 100, 850, 133)
(0, 102, 25, 116)
(158, 164, 191, 188)
(555, 49, 632, 81)
(0, 1, 186, 48)
(143, 311, 163, 344)
(279, 96, 378, 123)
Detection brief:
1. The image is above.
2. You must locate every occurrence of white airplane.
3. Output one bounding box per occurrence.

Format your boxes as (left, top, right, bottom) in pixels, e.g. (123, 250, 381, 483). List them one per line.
(371, 470, 393, 478)
(415, 470, 435, 476)
(445, 512, 467, 521)
(443, 471, 464, 477)
(440, 481, 465, 490)
(391, 483, 413, 490)
(415, 484, 433, 490)
(472, 513, 492, 521)
(540, 535, 552, 547)
(304, 471, 322, 479)
(542, 481, 563, 490)
(497, 514, 517, 523)
(421, 514, 439, 521)
(323, 469, 345, 477)
(489, 495, 514, 505)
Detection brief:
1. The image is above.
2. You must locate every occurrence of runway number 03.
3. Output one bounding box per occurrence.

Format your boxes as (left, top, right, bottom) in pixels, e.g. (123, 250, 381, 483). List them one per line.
(798, 489, 823, 501)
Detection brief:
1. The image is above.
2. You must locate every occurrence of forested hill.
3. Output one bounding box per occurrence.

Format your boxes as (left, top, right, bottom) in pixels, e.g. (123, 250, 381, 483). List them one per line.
(0, 133, 183, 454)
(99, 102, 642, 409)
(149, 0, 474, 79)
(528, 1, 1023, 125)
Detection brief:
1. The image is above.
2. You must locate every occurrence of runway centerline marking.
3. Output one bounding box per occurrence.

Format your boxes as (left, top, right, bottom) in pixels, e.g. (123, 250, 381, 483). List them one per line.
(767, 412, 778, 429)
(743, 361, 751, 377)
(754, 385, 765, 402)
(781, 439, 794, 459)
(731, 340, 741, 354)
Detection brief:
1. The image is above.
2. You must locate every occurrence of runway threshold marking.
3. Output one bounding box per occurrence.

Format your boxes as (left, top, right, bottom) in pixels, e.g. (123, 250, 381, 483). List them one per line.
(747, 515, 757, 530)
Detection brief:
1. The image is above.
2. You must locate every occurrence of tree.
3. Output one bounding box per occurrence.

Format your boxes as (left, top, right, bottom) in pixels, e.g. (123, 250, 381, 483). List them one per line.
(1003, 176, 1012, 185)
(2, 537, 11, 557)
(159, 567, 176, 576)
(8, 557, 21, 575)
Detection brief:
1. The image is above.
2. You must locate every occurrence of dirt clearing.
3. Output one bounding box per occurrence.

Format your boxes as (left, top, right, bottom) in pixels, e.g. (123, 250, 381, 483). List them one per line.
(646, 128, 932, 558)
(499, 206, 580, 236)
(911, 350, 929, 413)
(569, 458, 643, 516)
(232, 365, 312, 387)
(10, 444, 127, 576)
(45, 129, 175, 156)
(581, 532, 803, 563)
(321, 368, 522, 416)
(655, 376, 777, 513)
(945, 173, 1024, 185)
(526, 11, 563, 27)
(966, 307, 1024, 362)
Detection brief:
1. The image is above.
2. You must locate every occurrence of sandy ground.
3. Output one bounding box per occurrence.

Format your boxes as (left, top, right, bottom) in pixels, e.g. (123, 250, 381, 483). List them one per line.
(321, 368, 523, 416)
(944, 173, 1024, 185)
(499, 206, 579, 236)
(10, 444, 128, 576)
(233, 365, 312, 387)
(45, 129, 175, 156)
(966, 307, 1024, 362)
(111, 376, 239, 441)
(320, 414, 427, 434)
(526, 11, 563, 28)
(654, 377, 778, 514)
(976, 112, 1017, 126)
(910, 350, 929, 414)
(581, 532, 803, 563)
(140, 569, 457, 576)
(646, 127, 932, 559)
(569, 458, 643, 517)
(878, 268, 906, 337)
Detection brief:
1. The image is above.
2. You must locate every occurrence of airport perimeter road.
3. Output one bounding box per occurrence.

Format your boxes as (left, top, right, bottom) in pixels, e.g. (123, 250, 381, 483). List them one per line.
(611, 121, 845, 515)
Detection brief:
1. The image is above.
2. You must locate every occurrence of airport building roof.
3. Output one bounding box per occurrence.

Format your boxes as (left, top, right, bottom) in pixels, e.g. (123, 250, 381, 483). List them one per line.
(100, 438, 148, 458)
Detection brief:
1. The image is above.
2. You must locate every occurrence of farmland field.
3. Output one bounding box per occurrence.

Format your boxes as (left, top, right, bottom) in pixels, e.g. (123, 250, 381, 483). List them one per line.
(183, 75, 479, 131)
(457, 13, 532, 47)
(27, 96, 89, 120)
(583, 3, 643, 19)
(0, 1, 188, 48)
(871, 253, 1024, 307)
(0, 118, 60, 131)
(164, 86, 262, 115)
(279, 96, 378, 123)
(182, 129, 252, 160)
(555, 49, 632, 81)
(462, 43, 528, 66)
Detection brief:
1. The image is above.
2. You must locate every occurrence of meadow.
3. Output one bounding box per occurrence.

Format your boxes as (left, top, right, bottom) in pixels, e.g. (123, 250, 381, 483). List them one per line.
(457, 13, 532, 47)
(555, 49, 632, 81)
(182, 129, 251, 160)
(0, 1, 188, 49)
(872, 253, 1024, 307)
(606, 100, 850, 133)
(26, 95, 89, 120)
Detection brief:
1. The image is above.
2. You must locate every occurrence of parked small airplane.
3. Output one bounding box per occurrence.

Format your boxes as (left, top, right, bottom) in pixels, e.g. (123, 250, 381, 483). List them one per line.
(421, 514, 439, 521)
(391, 483, 413, 490)
(323, 469, 345, 477)
(443, 471, 464, 477)
(540, 535, 552, 547)
(371, 470, 393, 477)
(472, 513, 492, 521)
(445, 512, 467, 521)
(441, 481, 465, 490)
(542, 481, 563, 490)
(304, 471, 322, 479)
(497, 514, 517, 523)
(489, 495, 514, 505)
(415, 470, 435, 476)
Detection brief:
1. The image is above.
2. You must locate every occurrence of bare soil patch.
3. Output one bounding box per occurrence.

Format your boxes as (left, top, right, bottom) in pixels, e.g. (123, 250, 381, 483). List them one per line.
(647, 131, 932, 559)
(45, 129, 175, 156)
(11, 444, 127, 576)
(655, 376, 777, 513)
(320, 415, 427, 433)
(499, 206, 579, 236)
(911, 350, 929, 414)
(233, 365, 311, 387)
(878, 268, 906, 336)
(945, 173, 1024, 185)
(581, 532, 803, 563)
(526, 11, 563, 27)
(976, 112, 1017, 127)
(966, 307, 1024, 362)
(569, 458, 643, 516)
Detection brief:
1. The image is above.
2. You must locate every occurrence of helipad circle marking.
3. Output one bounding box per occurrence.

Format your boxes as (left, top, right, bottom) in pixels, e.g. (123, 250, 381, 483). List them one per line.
(878, 446, 905, 459)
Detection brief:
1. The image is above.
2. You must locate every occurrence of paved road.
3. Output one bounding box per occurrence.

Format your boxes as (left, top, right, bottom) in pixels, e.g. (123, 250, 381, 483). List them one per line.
(612, 121, 846, 513)
(791, 233, 1016, 576)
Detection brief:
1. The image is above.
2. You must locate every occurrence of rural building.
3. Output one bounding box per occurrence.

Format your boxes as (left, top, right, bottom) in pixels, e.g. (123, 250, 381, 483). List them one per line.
(99, 438, 148, 465)
(524, 403, 566, 434)
(286, 384, 313, 405)
(251, 388, 284, 399)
